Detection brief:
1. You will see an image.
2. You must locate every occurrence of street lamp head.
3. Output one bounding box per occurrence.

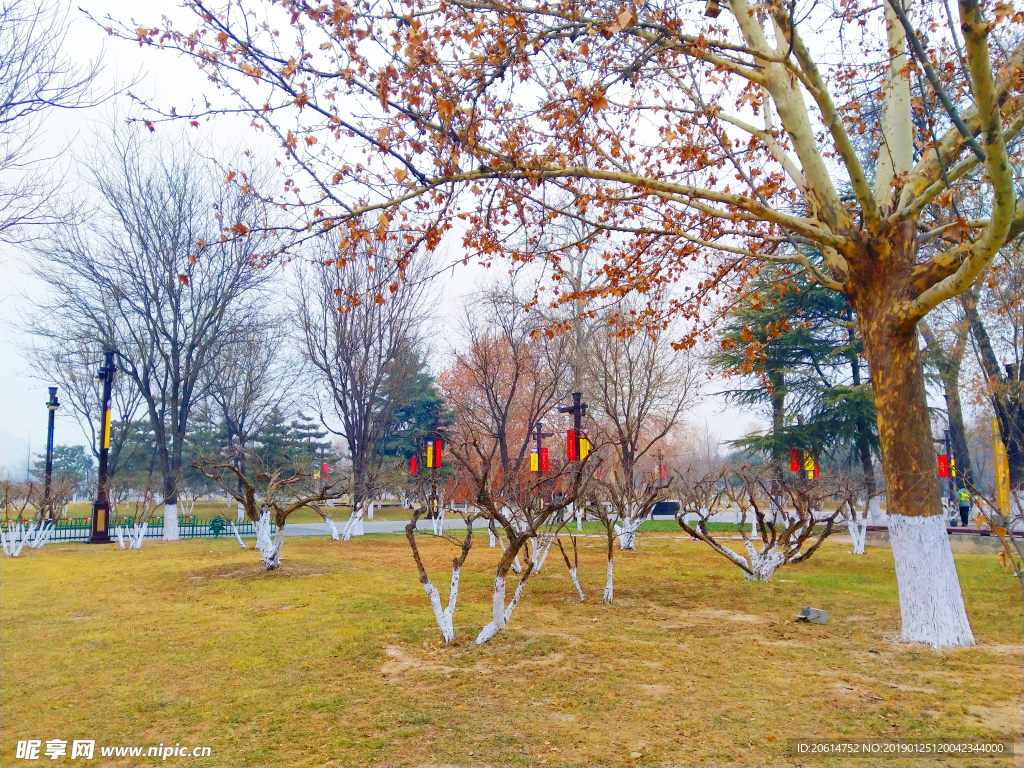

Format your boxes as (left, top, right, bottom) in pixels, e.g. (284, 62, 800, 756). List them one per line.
(46, 386, 59, 411)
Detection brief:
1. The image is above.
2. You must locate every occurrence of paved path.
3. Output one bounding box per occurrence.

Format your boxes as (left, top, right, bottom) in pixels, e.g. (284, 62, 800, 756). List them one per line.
(283, 518, 476, 536)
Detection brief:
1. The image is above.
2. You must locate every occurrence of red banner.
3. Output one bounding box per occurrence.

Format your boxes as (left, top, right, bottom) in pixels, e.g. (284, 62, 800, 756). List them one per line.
(567, 430, 577, 462)
(410, 456, 418, 475)
(937, 454, 949, 478)
(790, 447, 800, 472)
(540, 448, 549, 472)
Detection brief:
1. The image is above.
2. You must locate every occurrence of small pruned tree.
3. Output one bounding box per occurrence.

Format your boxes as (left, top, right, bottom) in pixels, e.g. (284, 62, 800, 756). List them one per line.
(404, 502, 479, 645)
(677, 465, 840, 582)
(193, 449, 344, 570)
(440, 286, 587, 641)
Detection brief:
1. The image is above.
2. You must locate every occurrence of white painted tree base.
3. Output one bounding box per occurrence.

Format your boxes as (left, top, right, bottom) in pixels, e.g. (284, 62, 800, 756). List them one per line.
(849, 520, 867, 555)
(237, 502, 245, 523)
(121, 523, 147, 550)
(342, 509, 365, 540)
(423, 566, 461, 644)
(887, 513, 974, 648)
(163, 503, 180, 541)
(618, 518, 641, 550)
(868, 496, 882, 520)
(476, 573, 531, 644)
(533, 534, 556, 572)
(602, 558, 614, 603)
(255, 511, 285, 570)
(28, 521, 53, 550)
(742, 539, 784, 581)
(323, 515, 340, 540)
(230, 521, 247, 549)
(431, 507, 446, 537)
(1, 522, 37, 557)
(569, 567, 586, 602)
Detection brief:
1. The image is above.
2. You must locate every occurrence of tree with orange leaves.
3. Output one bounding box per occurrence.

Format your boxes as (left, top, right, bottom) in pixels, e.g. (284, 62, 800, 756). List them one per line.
(108, 0, 1024, 647)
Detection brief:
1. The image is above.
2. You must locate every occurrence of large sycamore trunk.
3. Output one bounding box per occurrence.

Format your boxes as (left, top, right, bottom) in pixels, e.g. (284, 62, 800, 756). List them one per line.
(855, 271, 974, 648)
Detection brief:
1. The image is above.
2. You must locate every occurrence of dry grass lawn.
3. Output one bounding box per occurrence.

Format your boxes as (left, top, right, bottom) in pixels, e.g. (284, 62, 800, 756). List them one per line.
(1, 532, 1020, 767)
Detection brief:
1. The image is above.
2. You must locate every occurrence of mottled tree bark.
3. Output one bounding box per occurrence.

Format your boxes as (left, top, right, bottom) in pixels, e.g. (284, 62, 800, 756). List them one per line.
(852, 240, 974, 647)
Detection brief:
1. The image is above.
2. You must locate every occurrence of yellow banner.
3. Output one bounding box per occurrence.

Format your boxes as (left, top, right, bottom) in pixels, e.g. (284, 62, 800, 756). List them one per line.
(580, 438, 590, 460)
(103, 409, 112, 450)
(426, 445, 434, 468)
(993, 417, 1011, 514)
(530, 452, 539, 472)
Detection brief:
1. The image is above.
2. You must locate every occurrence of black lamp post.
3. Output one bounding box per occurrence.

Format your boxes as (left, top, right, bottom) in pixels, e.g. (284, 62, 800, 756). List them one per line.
(43, 387, 59, 521)
(88, 349, 117, 544)
(558, 392, 588, 461)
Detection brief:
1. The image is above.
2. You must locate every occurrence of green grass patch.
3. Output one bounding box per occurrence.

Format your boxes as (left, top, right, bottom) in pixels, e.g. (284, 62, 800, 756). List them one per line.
(1, 533, 1020, 767)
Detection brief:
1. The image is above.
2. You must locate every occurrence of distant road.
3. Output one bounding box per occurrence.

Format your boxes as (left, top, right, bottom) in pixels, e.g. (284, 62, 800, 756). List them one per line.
(283, 518, 475, 536)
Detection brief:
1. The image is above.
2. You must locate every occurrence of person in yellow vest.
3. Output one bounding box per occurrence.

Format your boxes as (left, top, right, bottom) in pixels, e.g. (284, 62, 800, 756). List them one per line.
(957, 487, 971, 527)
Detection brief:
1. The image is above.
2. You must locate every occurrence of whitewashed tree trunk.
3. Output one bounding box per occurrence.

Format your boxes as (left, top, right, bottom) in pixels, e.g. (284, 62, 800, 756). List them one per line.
(162, 502, 179, 541)
(129, 520, 147, 548)
(849, 519, 867, 555)
(887, 513, 974, 648)
(341, 503, 365, 541)
(618, 518, 641, 551)
(230, 521, 247, 549)
(534, 534, 556, 573)
(423, 565, 462, 643)
(116, 526, 126, 550)
(367, 500, 374, 520)
(869, 496, 882, 520)
(743, 540, 785, 582)
(3, 523, 34, 557)
(488, 527, 496, 547)
(29, 521, 53, 549)
(432, 507, 447, 537)
(16, 523, 34, 556)
(602, 557, 614, 603)
(475, 572, 531, 644)
(255, 511, 284, 570)
(569, 566, 586, 602)
(323, 515, 340, 540)
(236, 502, 245, 523)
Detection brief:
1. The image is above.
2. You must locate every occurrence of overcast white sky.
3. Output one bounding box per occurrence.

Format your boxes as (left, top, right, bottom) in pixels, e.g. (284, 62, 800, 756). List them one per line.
(0, 0, 761, 477)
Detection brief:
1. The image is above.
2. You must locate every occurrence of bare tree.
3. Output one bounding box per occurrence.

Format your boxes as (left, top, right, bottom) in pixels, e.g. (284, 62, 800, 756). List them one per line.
(441, 286, 585, 643)
(294, 233, 432, 540)
(28, 125, 275, 540)
(962, 242, 1024, 506)
(194, 448, 344, 570)
(199, 317, 295, 521)
(677, 464, 840, 582)
(0, 0, 108, 243)
(585, 310, 700, 551)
